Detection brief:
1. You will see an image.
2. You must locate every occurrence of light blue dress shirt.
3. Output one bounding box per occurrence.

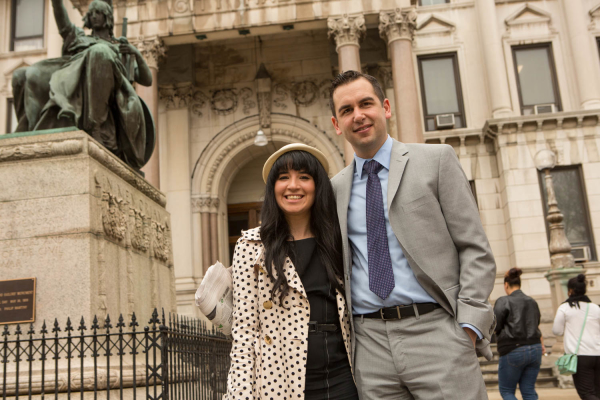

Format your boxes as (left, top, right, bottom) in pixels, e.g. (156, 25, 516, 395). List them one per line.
(347, 136, 482, 339)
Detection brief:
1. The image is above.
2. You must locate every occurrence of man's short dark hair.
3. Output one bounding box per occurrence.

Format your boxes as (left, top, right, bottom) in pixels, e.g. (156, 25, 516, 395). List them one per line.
(329, 70, 386, 117)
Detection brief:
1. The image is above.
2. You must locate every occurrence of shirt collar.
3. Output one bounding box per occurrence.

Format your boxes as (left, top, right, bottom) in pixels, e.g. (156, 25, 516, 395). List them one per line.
(354, 135, 393, 177)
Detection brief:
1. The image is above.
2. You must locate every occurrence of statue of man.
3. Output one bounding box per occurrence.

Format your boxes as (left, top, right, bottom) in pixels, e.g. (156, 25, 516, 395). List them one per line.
(12, 0, 154, 170)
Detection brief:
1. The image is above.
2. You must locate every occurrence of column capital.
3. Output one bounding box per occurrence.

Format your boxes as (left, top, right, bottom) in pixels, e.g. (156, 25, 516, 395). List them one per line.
(210, 197, 220, 214)
(133, 36, 166, 70)
(159, 82, 193, 110)
(379, 8, 418, 44)
(327, 14, 366, 50)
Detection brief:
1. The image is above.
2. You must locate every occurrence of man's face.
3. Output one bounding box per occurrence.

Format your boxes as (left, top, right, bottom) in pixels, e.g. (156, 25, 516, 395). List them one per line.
(331, 78, 391, 159)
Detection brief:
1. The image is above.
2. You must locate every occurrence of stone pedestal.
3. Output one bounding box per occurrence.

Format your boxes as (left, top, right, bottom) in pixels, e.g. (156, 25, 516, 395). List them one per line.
(545, 267, 584, 314)
(0, 128, 176, 329)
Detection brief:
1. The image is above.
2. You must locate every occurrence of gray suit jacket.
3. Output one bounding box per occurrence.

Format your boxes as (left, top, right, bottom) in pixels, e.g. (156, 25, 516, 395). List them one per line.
(331, 140, 496, 361)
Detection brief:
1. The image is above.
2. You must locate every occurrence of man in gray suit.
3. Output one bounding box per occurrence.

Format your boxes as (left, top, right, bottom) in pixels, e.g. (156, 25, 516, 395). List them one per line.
(329, 70, 496, 399)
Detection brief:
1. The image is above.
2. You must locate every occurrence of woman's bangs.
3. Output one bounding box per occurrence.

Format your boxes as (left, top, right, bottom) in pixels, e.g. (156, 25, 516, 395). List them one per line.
(271, 150, 320, 179)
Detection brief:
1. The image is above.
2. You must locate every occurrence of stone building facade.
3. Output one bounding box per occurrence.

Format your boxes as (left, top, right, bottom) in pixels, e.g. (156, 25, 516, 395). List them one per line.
(2, 0, 600, 342)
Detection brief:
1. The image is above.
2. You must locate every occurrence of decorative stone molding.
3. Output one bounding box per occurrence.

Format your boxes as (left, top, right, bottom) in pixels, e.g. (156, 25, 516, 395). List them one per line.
(272, 79, 331, 109)
(88, 141, 167, 207)
(130, 208, 150, 253)
(327, 14, 366, 50)
(379, 8, 418, 44)
(159, 83, 193, 110)
(152, 220, 171, 264)
(0, 139, 83, 162)
(504, 3, 556, 36)
(210, 197, 220, 213)
(133, 36, 166, 70)
(589, 4, 600, 31)
(2, 60, 31, 96)
(415, 13, 456, 37)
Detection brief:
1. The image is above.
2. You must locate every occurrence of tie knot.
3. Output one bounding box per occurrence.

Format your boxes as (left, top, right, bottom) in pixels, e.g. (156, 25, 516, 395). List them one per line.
(363, 160, 383, 175)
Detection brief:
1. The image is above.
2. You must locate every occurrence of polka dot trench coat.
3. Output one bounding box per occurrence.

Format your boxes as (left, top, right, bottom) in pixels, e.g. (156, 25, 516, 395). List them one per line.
(224, 227, 353, 400)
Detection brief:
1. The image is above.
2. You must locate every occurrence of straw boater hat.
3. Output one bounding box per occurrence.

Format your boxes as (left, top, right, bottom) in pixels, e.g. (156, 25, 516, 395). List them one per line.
(262, 143, 329, 183)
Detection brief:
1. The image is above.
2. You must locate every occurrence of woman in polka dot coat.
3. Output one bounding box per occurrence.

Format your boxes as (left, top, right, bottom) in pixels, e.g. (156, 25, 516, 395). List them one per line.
(225, 144, 356, 400)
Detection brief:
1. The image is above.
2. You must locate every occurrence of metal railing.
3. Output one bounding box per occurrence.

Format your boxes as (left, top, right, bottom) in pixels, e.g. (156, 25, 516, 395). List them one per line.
(1, 309, 231, 400)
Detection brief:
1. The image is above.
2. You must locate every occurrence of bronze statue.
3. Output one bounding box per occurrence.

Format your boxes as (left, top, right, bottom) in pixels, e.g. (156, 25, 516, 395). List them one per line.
(11, 0, 155, 170)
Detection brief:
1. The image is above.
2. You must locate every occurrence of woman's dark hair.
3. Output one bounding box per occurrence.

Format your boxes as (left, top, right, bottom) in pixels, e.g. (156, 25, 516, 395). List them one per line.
(568, 274, 587, 297)
(260, 150, 344, 306)
(504, 268, 522, 287)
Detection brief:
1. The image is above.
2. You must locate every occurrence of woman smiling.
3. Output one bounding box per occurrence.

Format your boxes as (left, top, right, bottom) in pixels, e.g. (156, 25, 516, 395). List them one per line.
(224, 143, 357, 400)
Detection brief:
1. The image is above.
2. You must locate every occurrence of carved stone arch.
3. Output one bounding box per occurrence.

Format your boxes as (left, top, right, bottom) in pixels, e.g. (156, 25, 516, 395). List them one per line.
(191, 113, 344, 198)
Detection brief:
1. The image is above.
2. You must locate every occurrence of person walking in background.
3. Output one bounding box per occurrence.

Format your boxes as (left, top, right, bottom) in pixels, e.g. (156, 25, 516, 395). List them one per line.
(553, 274, 600, 400)
(494, 268, 545, 400)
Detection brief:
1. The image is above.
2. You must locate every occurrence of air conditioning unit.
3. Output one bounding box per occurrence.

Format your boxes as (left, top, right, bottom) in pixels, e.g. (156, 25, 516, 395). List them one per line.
(533, 104, 556, 114)
(571, 246, 591, 263)
(435, 114, 455, 129)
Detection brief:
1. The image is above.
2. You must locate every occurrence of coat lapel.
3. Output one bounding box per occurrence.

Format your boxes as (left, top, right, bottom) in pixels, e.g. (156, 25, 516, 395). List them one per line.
(336, 161, 355, 278)
(387, 140, 410, 211)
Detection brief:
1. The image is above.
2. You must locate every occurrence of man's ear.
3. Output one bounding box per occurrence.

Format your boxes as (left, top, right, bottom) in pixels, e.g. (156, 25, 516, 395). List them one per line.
(383, 99, 392, 120)
(331, 116, 343, 136)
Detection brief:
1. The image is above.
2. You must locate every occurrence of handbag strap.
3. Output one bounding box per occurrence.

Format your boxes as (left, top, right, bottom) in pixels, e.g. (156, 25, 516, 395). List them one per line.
(574, 303, 590, 355)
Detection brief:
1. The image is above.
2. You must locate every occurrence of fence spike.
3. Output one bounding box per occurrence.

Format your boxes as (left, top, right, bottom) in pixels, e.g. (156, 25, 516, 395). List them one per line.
(92, 315, 100, 331)
(117, 314, 125, 331)
(105, 314, 112, 331)
(149, 308, 160, 326)
(41, 320, 48, 335)
(52, 319, 60, 334)
(65, 317, 74, 332)
(130, 312, 139, 329)
(79, 316, 87, 332)
(15, 324, 22, 336)
(28, 323, 35, 336)
(161, 308, 166, 326)
(2, 324, 9, 337)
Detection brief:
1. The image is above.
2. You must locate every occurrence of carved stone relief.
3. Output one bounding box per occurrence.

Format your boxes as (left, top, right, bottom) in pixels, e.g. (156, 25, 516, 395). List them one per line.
(101, 192, 128, 242)
(327, 14, 366, 49)
(130, 209, 150, 253)
(133, 36, 166, 70)
(0, 139, 83, 162)
(272, 79, 331, 109)
(379, 8, 418, 44)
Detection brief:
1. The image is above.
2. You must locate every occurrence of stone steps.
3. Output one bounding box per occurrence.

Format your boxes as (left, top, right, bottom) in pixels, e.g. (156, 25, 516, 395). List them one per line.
(478, 345, 559, 389)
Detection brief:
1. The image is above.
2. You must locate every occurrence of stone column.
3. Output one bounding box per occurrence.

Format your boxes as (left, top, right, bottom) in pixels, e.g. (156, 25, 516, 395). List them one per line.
(328, 14, 366, 165)
(191, 196, 203, 278)
(379, 9, 424, 143)
(210, 197, 220, 263)
(160, 83, 195, 294)
(561, 0, 600, 109)
(475, 0, 513, 117)
(135, 37, 166, 189)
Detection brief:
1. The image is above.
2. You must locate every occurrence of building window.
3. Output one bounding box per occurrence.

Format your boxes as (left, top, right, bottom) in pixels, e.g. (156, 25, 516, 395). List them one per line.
(513, 44, 561, 116)
(539, 166, 596, 262)
(227, 202, 262, 264)
(419, 0, 449, 5)
(418, 53, 466, 132)
(11, 0, 45, 52)
(6, 99, 18, 134)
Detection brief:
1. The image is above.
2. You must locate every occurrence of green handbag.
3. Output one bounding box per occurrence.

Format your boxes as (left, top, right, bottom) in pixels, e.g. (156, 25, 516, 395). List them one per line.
(556, 303, 590, 375)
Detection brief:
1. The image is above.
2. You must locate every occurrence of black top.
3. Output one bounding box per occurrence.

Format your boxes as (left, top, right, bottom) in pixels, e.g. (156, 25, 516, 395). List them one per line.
(494, 289, 542, 356)
(291, 238, 350, 392)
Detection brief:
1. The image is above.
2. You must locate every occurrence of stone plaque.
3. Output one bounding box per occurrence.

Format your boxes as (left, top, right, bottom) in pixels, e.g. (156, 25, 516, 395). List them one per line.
(0, 278, 36, 324)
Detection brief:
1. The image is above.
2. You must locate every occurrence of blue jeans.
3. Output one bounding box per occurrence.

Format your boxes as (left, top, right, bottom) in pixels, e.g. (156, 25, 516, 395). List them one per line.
(498, 343, 543, 400)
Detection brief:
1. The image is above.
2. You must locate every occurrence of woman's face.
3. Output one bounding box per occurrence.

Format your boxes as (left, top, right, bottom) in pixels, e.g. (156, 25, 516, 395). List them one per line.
(274, 169, 315, 219)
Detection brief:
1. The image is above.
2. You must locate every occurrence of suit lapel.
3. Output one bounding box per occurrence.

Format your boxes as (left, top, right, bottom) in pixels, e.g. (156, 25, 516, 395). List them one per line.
(336, 161, 355, 278)
(387, 140, 410, 211)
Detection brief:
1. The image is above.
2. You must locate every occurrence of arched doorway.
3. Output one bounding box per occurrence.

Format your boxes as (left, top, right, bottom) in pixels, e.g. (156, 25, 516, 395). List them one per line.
(191, 114, 344, 271)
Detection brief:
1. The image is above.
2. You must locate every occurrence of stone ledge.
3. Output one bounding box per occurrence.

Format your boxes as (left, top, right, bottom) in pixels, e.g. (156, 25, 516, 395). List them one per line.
(0, 129, 166, 208)
(484, 109, 600, 137)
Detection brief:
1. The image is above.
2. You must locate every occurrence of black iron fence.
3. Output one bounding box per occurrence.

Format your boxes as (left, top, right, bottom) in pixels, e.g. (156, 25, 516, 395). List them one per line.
(1, 309, 231, 400)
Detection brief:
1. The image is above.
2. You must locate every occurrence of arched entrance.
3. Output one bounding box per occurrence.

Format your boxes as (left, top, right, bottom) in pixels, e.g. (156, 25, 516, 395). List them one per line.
(191, 113, 344, 271)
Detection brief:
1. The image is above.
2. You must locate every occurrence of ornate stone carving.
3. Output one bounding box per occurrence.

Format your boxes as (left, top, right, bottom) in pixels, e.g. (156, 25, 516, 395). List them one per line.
(209, 87, 255, 115)
(272, 79, 330, 109)
(190, 90, 210, 116)
(130, 209, 150, 252)
(327, 14, 366, 50)
(291, 81, 319, 106)
(273, 83, 289, 110)
(206, 132, 255, 192)
(239, 87, 256, 114)
(88, 142, 167, 207)
(159, 83, 193, 110)
(101, 192, 128, 241)
(258, 92, 272, 127)
(379, 8, 418, 44)
(0, 139, 83, 162)
(210, 197, 220, 213)
(133, 36, 166, 70)
(152, 220, 170, 264)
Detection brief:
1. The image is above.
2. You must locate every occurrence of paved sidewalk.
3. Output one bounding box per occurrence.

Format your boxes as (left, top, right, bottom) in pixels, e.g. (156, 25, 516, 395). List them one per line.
(488, 388, 579, 399)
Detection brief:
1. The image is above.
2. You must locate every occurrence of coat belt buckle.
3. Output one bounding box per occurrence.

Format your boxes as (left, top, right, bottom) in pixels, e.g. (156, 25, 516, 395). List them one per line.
(308, 321, 317, 332)
(380, 306, 402, 321)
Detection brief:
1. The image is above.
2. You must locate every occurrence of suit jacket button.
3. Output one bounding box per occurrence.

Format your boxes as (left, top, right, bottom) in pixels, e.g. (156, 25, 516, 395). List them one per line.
(263, 301, 273, 309)
(265, 335, 272, 344)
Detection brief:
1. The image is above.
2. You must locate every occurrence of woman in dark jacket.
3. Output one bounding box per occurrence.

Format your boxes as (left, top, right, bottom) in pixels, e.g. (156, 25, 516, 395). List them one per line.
(494, 268, 545, 400)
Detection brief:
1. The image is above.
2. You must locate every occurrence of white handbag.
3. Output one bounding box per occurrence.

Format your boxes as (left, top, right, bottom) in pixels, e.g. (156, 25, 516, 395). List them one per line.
(195, 261, 233, 335)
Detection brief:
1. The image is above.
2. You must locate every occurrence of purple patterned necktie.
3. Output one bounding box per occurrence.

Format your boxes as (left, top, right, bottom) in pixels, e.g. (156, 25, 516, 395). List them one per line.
(364, 160, 395, 300)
